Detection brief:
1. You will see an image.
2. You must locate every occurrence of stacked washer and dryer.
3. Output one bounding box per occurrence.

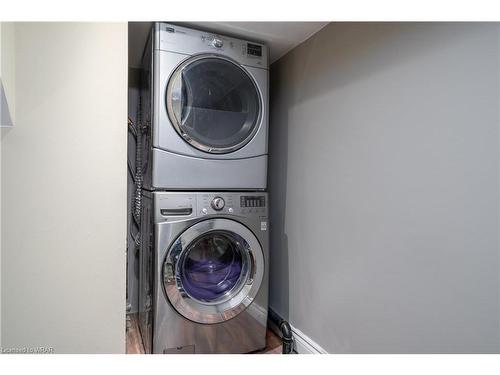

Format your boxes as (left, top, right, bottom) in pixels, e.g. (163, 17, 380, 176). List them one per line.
(137, 23, 270, 354)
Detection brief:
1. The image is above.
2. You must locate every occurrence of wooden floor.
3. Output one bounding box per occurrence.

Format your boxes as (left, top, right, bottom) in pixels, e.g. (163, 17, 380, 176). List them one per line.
(126, 313, 282, 354)
(126, 314, 145, 354)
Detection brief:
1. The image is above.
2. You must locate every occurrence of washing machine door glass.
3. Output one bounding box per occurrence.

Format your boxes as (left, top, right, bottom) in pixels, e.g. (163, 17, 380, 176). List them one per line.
(181, 231, 245, 302)
(166, 55, 261, 154)
(163, 219, 264, 324)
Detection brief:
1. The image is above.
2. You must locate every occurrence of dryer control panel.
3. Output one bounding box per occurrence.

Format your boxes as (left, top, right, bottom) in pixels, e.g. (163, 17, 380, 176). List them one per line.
(154, 23, 269, 69)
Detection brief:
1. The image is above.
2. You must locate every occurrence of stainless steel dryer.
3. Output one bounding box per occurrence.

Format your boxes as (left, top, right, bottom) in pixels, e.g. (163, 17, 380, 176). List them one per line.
(138, 191, 269, 354)
(141, 23, 269, 190)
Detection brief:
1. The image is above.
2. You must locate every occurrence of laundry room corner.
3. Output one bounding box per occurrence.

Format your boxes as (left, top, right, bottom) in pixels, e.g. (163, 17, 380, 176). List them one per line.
(125, 22, 331, 355)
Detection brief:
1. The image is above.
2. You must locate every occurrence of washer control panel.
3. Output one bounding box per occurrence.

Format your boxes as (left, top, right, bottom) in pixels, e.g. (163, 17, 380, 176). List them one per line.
(155, 192, 267, 222)
(197, 193, 266, 217)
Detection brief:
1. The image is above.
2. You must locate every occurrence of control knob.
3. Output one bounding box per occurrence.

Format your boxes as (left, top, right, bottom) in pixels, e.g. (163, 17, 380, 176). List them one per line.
(211, 38, 223, 48)
(211, 197, 225, 211)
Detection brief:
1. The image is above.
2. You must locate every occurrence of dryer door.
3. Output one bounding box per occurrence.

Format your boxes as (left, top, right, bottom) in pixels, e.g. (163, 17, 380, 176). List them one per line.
(163, 218, 264, 324)
(166, 55, 262, 154)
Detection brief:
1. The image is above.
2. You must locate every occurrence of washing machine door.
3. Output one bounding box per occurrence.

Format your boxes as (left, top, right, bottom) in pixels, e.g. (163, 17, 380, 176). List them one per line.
(166, 55, 262, 154)
(163, 218, 264, 324)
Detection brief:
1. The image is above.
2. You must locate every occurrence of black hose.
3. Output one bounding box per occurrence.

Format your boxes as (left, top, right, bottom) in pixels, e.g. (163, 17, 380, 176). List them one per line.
(268, 309, 295, 354)
(279, 320, 294, 354)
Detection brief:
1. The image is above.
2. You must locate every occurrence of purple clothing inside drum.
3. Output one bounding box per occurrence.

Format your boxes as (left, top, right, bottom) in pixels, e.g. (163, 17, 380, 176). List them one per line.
(182, 258, 242, 301)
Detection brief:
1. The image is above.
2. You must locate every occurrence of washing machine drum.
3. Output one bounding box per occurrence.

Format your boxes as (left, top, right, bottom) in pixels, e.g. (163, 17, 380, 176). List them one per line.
(166, 55, 262, 154)
(163, 219, 264, 324)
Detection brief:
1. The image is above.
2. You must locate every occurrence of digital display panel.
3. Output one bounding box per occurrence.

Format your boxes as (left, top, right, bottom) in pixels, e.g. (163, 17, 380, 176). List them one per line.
(247, 43, 262, 57)
(240, 196, 266, 208)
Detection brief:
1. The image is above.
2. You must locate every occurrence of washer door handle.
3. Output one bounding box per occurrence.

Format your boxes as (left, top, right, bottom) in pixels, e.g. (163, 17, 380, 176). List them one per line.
(246, 249, 256, 285)
(163, 262, 174, 284)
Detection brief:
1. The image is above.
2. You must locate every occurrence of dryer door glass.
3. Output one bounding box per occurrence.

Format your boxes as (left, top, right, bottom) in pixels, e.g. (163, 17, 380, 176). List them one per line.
(166, 56, 261, 153)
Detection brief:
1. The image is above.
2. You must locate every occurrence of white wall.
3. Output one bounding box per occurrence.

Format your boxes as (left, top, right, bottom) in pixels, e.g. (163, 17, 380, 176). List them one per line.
(0, 20, 15, 349)
(269, 23, 500, 353)
(0, 22, 2, 347)
(1, 23, 128, 353)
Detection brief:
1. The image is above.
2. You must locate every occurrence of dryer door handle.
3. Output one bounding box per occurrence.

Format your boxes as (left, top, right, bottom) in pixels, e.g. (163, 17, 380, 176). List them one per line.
(169, 73, 183, 125)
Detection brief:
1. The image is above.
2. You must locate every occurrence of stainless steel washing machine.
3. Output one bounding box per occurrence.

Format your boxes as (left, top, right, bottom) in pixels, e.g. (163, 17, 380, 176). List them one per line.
(141, 23, 269, 190)
(138, 191, 269, 353)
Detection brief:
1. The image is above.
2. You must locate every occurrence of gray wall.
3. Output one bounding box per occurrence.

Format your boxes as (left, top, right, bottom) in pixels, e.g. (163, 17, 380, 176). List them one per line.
(1, 23, 127, 353)
(269, 22, 499, 353)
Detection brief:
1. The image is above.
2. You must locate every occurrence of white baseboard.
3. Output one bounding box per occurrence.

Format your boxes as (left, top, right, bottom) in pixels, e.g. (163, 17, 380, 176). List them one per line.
(291, 325, 328, 354)
(268, 309, 328, 354)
